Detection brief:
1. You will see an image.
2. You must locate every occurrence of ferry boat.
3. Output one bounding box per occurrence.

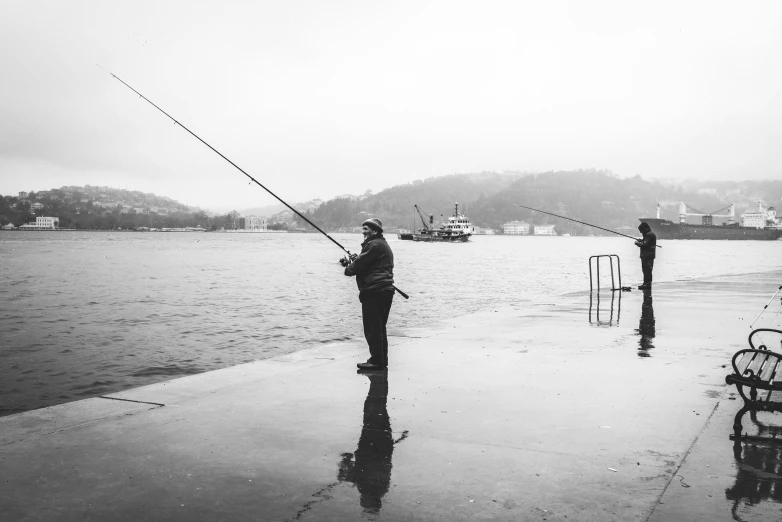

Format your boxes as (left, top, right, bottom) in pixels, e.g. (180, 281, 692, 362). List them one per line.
(398, 202, 474, 242)
(640, 202, 782, 240)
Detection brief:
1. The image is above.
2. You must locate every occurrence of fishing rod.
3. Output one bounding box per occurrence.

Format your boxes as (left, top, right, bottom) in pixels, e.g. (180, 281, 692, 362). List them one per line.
(513, 204, 662, 248)
(105, 70, 409, 299)
(749, 285, 782, 329)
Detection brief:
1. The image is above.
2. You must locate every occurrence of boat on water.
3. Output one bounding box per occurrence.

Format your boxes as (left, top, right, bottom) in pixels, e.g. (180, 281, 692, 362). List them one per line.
(398, 202, 474, 242)
(640, 202, 782, 240)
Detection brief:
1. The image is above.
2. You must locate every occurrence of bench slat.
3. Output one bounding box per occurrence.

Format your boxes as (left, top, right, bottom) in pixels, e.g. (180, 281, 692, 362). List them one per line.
(763, 358, 782, 383)
(746, 352, 770, 377)
(735, 351, 756, 373)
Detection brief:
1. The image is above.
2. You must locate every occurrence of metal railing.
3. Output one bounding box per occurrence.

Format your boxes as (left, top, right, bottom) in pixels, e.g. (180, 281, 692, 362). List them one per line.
(589, 254, 624, 292)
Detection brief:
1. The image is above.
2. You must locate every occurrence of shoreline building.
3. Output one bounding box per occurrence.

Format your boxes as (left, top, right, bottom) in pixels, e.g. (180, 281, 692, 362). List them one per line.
(533, 224, 557, 236)
(19, 216, 59, 230)
(501, 221, 530, 235)
(245, 215, 268, 231)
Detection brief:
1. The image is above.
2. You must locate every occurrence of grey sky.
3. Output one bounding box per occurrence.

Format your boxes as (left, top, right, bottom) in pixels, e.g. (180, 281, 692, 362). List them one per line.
(1, 0, 780, 211)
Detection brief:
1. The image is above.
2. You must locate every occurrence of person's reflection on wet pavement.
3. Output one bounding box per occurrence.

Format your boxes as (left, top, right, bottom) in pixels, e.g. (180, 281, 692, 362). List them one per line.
(636, 288, 655, 357)
(338, 370, 408, 515)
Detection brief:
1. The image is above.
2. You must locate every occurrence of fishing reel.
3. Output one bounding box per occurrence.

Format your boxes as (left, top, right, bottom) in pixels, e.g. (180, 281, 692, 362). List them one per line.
(339, 253, 358, 267)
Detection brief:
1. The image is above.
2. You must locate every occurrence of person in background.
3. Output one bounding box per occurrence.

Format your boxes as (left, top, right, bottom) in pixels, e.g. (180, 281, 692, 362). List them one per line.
(340, 218, 395, 371)
(635, 222, 657, 290)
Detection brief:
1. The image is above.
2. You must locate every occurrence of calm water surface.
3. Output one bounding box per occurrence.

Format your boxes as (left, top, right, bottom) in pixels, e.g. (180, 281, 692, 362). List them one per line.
(1, 230, 780, 416)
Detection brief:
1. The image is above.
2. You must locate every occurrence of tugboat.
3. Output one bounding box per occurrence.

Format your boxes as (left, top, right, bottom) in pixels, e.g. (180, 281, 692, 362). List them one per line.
(398, 202, 474, 242)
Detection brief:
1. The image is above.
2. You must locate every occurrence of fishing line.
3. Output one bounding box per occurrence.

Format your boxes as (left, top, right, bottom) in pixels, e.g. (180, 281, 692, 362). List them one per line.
(103, 68, 409, 299)
(513, 203, 662, 247)
(749, 285, 782, 329)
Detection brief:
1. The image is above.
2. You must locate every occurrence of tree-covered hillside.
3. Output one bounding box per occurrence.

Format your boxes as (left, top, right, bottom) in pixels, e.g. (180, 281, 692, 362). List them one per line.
(0, 186, 238, 231)
(296, 171, 782, 234)
(3, 174, 779, 233)
(298, 172, 523, 231)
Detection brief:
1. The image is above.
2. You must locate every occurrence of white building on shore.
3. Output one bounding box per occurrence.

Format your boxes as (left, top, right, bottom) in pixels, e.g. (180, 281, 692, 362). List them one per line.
(501, 221, 530, 235)
(19, 216, 59, 230)
(533, 224, 557, 236)
(245, 215, 268, 231)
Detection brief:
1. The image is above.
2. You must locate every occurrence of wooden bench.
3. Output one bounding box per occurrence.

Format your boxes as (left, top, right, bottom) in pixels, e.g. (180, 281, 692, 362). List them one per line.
(725, 329, 782, 449)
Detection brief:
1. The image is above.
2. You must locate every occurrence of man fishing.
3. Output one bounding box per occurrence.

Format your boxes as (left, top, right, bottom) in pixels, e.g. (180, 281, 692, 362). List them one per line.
(512, 204, 662, 290)
(340, 218, 395, 371)
(635, 222, 657, 290)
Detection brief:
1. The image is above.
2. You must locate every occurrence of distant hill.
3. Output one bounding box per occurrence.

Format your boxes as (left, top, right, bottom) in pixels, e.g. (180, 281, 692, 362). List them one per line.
(295, 171, 782, 234)
(0, 184, 329, 231)
(0, 185, 213, 230)
(237, 203, 287, 218)
(297, 172, 524, 231)
(4, 175, 780, 233)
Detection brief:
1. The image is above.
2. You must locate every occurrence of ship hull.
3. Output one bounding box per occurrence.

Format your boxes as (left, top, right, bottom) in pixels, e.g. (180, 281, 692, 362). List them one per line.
(398, 233, 470, 242)
(640, 218, 782, 240)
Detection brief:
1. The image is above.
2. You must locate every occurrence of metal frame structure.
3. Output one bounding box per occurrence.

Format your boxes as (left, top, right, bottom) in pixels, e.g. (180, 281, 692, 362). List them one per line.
(589, 254, 623, 293)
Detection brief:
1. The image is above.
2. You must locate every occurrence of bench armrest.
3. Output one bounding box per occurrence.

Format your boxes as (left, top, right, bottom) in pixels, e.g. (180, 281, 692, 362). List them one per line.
(748, 328, 782, 351)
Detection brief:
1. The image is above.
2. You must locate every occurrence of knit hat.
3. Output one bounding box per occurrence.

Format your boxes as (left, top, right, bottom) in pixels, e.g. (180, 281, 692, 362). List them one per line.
(638, 222, 651, 233)
(362, 218, 383, 233)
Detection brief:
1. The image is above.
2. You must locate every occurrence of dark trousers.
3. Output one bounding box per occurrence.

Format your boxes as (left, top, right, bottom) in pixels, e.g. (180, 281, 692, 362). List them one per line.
(641, 257, 654, 285)
(361, 291, 394, 366)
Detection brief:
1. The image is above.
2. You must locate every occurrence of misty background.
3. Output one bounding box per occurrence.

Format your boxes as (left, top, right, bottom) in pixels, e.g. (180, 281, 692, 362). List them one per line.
(1, 1, 781, 212)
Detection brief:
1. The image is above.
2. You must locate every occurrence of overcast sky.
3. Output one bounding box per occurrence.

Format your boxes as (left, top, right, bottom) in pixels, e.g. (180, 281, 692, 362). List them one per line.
(1, 1, 780, 212)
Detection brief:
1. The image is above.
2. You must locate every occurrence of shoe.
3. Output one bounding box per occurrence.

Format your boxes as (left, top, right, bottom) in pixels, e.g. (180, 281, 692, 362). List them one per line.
(637, 285, 651, 290)
(357, 362, 386, 371)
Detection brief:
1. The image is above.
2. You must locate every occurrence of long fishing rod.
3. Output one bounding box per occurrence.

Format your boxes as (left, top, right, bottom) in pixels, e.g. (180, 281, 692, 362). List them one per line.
(106, 70, 409, 299)
(749, 285, 782, 329)
(513, 203, 662, 248)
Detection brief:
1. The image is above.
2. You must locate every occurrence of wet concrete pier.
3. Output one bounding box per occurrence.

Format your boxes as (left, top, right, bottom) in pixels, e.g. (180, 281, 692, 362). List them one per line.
(2, 272, 781, 521)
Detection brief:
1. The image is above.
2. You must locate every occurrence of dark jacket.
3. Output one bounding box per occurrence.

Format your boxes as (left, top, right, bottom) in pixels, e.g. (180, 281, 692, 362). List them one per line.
(344, 234, 394, 298)
(636, 223, 657, 259)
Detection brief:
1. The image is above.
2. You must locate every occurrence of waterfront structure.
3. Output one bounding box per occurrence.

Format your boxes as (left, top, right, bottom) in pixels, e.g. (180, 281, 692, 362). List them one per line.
(501, 221, 530, 235)
(245, 215, 268, 231)
(534, 225, 557, 236)
(19, 216, 59, 230)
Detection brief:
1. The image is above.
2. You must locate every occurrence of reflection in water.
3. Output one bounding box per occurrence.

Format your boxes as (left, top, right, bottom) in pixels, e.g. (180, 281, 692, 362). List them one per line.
(338, 371, 408, 516)
(726, 435, 782, 521)
(636, 288, 655, 357)
(588, 291, 621, 327)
